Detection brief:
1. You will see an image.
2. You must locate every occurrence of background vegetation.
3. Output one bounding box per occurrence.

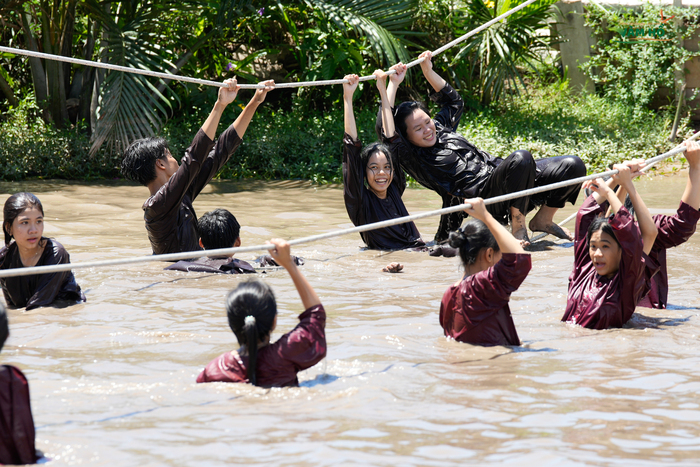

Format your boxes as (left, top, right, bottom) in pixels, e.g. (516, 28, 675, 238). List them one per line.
(0, 0, 695, 182)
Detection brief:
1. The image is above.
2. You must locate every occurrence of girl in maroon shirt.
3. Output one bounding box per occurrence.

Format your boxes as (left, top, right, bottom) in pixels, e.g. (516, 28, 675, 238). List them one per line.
(439, 198, 531, 347)
(563, 162, 659, 329)
(197, 239, 326, 387)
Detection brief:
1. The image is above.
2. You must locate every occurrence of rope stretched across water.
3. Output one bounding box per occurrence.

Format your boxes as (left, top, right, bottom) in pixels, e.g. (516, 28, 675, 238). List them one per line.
(0, 0, 539, 89)
(528, 135, 699, 242)
(0, 133, 695, 279)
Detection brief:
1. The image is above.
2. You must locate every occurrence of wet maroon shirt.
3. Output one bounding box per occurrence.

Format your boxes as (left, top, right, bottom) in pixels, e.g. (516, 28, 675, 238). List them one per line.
(143, 126, 242, 255)
(563, 196, 659, 329)
(0, 238, 85, 310)
(0, 365, 38, 465)
(639, 201, 700, 309)
(342, 133, 425, 250)
(197, 304, 326, 387)
(439, 253, 531, 346)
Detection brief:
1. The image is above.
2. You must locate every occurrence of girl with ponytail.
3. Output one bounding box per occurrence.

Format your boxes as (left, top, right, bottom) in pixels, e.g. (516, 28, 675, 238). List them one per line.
(197, 239, 326, 387)
(439, 198, 531, 346)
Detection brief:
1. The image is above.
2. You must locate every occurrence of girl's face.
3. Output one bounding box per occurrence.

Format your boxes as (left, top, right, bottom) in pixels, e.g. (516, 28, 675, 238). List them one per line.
(404, 108, 436, 148)
(366, 151, 393, 197)
(589, 229, 622, 278)
(9, 207, 44, 250)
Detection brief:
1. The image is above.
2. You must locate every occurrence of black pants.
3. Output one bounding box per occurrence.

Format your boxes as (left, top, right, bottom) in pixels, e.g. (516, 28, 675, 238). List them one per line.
(434, 151, 586, 242)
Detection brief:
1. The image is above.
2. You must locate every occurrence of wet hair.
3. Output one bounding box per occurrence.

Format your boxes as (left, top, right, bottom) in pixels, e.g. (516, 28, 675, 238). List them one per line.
(3, 192, 44, 246)
(197, 209, 241, 250)
(393, 101, 430, 144)
(448, 218, 499, 266)
(360, 142, 394, 179)
(587, 216, 621, 249)
(0, 302, 7, 353)
(226, 280, 277, 386)
(121, 137, 170, 186)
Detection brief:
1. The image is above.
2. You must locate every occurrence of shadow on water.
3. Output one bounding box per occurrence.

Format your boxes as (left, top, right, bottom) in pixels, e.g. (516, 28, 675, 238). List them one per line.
(526, 239, 574, 251)
(627, 313, 692, 329)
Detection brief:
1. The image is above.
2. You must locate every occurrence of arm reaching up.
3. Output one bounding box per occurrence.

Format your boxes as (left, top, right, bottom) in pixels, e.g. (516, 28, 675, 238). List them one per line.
(463, 198, 526, 255)
(232, 80, 275, 140)
(268, 239, 321, 309)
(201, 78, 239, 140)
(343, 74, 360, 140)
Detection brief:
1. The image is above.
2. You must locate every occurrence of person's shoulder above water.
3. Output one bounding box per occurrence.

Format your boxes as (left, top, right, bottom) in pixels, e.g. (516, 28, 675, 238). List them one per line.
(165, 257, 256, 274)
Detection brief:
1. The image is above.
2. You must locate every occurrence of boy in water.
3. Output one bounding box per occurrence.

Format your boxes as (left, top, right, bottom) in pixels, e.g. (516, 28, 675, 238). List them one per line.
(121, 78, 274, 255)
(165, 208, 303, 274)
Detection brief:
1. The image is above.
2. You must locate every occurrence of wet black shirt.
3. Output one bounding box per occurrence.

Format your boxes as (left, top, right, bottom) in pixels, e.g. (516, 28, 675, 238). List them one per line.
(342, 133, 425, 250)
(143, 125, 242, 255)
(377, 83, 498, 199)
(0, 238, 85, 310)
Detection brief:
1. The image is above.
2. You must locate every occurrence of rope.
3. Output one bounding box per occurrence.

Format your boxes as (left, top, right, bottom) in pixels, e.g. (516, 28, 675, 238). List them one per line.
(528, 133, 700, 242)
(0, 133, 695, 279)
(0, 0, 539, 90)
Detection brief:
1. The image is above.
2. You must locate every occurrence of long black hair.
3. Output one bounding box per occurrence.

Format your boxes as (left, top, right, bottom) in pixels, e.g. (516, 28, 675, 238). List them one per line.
(225, 280, 277, 386)
(360, 142, 394, 180)
(393, 101, 430, 145)
(0, 302, 7, 353)
(3, 192, 44, 246)
(448, 218, 499, 267)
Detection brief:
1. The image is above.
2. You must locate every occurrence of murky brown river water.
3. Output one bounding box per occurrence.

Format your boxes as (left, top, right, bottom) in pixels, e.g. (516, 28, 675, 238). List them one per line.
(1, 174, 699, 466)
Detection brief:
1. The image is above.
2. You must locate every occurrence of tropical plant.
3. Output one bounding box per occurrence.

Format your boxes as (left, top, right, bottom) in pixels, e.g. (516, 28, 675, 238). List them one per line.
(452, 0, 559, 105)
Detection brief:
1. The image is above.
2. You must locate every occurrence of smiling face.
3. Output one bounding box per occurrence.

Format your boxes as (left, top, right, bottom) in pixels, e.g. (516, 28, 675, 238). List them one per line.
(403, 108, 437, 148)
(588, 229, 622, 278)
(9, 207, 44, 251)
(365, 151, 393, 198)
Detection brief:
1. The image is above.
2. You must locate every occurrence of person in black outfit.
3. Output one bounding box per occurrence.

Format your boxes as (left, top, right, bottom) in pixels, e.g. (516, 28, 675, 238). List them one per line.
(377, 51, 586, 244)
(121, 78, 274, 255)
(342, 73, 425, 251)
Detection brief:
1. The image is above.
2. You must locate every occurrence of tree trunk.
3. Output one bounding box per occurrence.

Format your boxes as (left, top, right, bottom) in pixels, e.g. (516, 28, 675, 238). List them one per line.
(41, 0, 69, 128)
(61, 0, 78, 95)
(20, 10, 50, 122)
(78, 20, 98, 130)
(0, 70, 19, 107)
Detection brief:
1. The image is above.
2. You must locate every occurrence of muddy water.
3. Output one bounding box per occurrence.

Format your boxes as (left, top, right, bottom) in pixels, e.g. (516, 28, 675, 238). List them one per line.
(1, 174, 699, 466)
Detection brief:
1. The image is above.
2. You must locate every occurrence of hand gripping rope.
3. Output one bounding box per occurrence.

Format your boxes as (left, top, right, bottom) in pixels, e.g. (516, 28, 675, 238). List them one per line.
(0, 131, 696, 279)
(0, 0, 540, 89)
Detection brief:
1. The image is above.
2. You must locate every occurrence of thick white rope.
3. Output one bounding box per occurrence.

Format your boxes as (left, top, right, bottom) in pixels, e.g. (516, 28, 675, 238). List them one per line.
(0, 133, 694, 279)
(0, 0, 539, 90)
(528, 133, 700, 242)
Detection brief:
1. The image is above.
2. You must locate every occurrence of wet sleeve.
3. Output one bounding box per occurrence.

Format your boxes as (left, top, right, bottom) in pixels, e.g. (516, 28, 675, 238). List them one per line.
(271, 304, 327, 371)
(463, 253, 532, 313)
(0, 366, 38, 465)
(25, 244, 74, 311)
(0, 247, 12, 307)
(652, 201, 700, 250)
(146, 129, 215, 222)
(189, 124, 242, 199)
(431, 83, 464, 132)
(572, 195, 605, 276)
(611, 206, 647, 316)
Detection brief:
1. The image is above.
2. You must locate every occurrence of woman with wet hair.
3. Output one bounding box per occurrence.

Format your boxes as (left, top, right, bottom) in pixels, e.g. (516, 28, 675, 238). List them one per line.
(562, 162, 659, 329)
(377, 51, 586, 245)
(0, 193, 85, 310)
(439, 198, 531, 347)
(196, 239, 326, 387)
(342, 73, 425, 251)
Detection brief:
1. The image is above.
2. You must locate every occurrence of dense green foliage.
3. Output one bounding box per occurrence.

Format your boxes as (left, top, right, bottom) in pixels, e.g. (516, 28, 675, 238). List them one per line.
(581, 3, 700, 118)
(1, 80, 687, 182)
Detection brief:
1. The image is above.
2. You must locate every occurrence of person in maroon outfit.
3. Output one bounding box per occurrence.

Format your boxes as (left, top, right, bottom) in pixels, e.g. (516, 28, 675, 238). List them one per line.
(341, 72, 425, 251)
(121, 78, 274, 255)
(563, 162, 659, 329)
(439, 198, 531, 347)
(0, 193, 85, 310)
(197, 239, 326, 387)
(0, 303, 40, 465)
(614, 145, 700, 309)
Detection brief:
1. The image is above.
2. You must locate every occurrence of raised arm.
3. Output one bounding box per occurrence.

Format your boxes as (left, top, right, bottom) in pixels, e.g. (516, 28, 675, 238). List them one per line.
(343, 74, 359, 140)
(463, 198, 526, 255)
(201, 78, 239, 140)
(231, 80, 275, 140)
(418, 51, 447, 93)
(385, 62, 407, 108)
(375, 68, 396, 139)
(268, 239, 321, 309)
(682, 141, 700, 210)
(613, 163, 657, 254)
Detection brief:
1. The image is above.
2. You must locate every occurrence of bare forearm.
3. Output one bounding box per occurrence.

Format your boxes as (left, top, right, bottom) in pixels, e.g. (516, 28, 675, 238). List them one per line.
(387, 81, 399, 106)
(378, 86, 395, 137)
(344, 96, 357, 140)
(483, 212, 525, 254)
(626, 185, 657, 253)
(424, 69, 447, 93)
(286, 264, 321, 309)
(232, 97, 262, 140)
(681, 166, 700, 209)
(201, 101, 228, 140)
